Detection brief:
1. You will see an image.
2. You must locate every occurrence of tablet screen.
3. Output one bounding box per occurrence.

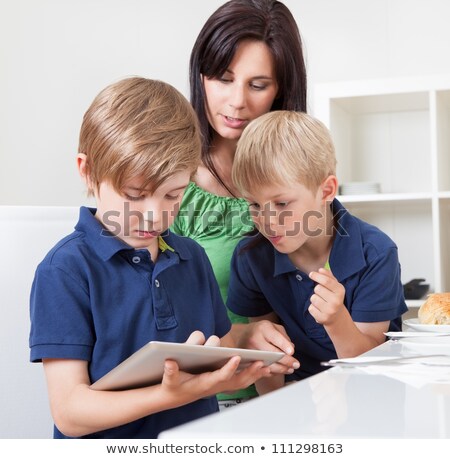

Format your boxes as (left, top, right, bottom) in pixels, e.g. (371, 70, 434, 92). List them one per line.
(91, 341, 284, 391)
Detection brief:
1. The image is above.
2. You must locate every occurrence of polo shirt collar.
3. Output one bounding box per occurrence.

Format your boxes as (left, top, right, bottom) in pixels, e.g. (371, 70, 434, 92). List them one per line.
(272, 199, 366, 281)
(328, 199, 366, 281)
(273, 250, 297, 276)
(75, 207, 191, 261)
(160, 229, 191, 261)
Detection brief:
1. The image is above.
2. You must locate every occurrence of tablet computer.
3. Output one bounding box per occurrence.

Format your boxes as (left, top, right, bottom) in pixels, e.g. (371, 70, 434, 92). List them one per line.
(90, 341, 284, 391)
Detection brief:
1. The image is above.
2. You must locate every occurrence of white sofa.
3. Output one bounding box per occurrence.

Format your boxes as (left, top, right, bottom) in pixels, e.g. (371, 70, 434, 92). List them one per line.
(0, 206, 79, 438)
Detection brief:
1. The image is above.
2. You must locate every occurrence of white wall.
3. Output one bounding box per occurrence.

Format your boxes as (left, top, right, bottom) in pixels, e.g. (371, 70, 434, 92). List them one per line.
(1, 0, 450, 439)
(2, 0, 450, 207)
(0, 206, 79, 439)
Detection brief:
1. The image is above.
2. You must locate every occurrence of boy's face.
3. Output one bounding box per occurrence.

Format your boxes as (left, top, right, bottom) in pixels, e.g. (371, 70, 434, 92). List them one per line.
(93, 171, 190, 252)
(244, 181, 331, 255)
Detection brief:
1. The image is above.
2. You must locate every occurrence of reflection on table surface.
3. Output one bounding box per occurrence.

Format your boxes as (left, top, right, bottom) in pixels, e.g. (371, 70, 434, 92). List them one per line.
(160, 340, 450, 438)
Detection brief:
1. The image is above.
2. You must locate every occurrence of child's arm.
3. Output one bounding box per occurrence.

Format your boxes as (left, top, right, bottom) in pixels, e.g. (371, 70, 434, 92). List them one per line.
(43, 334, 270, 437)
(308, 268, 388, 358)
(248, 315, 290, 394)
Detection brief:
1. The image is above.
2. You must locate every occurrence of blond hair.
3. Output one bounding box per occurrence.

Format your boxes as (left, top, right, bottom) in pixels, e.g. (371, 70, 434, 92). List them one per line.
(232, 111, 336, 194)
(78, 77, 201, 195)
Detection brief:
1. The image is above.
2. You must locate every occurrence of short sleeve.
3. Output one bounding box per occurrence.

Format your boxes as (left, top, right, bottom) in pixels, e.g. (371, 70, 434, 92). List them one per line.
(29, 263, 94, 362)
(227, 245, 273, 317)
(350, 247, 407, 323)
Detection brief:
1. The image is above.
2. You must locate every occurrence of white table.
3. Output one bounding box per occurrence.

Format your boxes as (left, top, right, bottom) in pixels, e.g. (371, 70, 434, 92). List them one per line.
(160, 340, 450, 438)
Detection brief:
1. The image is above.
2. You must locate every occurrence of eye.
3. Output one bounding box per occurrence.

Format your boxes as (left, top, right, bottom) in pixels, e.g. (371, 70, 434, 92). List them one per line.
(249, 203, 261, 210)
(275, 202, 289, 208)
(165, 193, 181, 201)
(123, 192, 145, 202)
(250, 82, 268, 91)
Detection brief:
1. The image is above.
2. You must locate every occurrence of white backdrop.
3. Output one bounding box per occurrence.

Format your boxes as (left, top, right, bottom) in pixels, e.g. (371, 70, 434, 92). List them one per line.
(1, 0, 450, 439)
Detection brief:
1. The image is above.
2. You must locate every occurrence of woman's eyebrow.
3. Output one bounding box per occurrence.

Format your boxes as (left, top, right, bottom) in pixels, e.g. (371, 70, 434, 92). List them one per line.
(223, 68, 274, 80)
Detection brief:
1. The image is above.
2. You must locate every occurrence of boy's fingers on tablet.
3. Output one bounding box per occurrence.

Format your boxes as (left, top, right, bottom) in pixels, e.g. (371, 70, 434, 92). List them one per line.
(262, 325, 294, 355)
(279, 353, 300, 368)
(268, 356, 299, 374)
(225, 355, 241, 372)
(162, 359, 180, 386)
(213, 356, 241, 382)
(224, 360, 268, 388)
(243, 361, 270, 379)
(266, 362, 294, 375)
(247, 321, 294, 355)
(185, 330, 206, 345)
(204, 335, 220, 347)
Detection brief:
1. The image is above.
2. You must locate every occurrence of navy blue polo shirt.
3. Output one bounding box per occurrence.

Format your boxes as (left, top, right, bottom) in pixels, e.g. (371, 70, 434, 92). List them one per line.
(227, 199, 407, 380)
(29, 206, 231, 439)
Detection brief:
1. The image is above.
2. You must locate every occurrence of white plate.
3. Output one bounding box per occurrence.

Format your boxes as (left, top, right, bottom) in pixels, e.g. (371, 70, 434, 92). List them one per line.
(403, 318, 450, 333)
(400, 336, 450, 355)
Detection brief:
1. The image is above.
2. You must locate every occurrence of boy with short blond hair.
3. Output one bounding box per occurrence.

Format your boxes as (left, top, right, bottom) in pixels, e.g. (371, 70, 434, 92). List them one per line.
(229, 111, 407, 388)
(29, 77, 269, 438)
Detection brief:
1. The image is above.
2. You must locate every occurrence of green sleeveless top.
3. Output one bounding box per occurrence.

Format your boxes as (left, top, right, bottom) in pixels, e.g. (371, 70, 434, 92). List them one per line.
(171, 182, 257, 399)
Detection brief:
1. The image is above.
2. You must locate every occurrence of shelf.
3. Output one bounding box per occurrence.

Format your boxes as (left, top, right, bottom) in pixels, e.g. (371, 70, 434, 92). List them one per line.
(436, 89, 450, 192)
(405, 299, 424, 308)
(438, 191, 450, 199)
(315, 76, 450, 293)
(328, 98, 431, 194)
(337, 192, 432, 204)
(331, 92, 429, 115)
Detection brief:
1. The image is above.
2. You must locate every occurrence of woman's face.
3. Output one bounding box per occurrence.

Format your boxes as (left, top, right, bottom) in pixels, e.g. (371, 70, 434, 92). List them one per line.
(203, 40, 278, 143)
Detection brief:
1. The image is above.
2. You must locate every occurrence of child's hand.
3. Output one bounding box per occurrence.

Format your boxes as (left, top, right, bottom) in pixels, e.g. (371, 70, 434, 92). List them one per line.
(308, 267, 346, 326)
(158, 330, 271, 404)
(160, 356, 270, 405)
(185, 330, 220, 347)
(240, 320, 299, 375)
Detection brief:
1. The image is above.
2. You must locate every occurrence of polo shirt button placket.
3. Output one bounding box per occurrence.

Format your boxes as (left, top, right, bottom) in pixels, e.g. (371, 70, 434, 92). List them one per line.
(296, 273, 303, 282)
(154, 279, 160, 288)
(132, 256, 141, 264)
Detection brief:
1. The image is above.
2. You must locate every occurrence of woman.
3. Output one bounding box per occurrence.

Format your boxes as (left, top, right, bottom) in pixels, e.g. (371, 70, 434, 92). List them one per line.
(172, 0, 307, 407)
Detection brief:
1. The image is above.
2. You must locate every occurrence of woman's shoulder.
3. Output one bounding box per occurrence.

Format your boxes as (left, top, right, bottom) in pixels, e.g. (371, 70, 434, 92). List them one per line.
(192, 165, 217, 193)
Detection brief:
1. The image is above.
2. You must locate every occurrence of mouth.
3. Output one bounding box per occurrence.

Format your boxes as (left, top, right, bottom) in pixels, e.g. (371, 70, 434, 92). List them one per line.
(136, 230, 159, 239)
(263, 231, 282, 245)
(222, 115, 247, 129)
(268, 235, 282, 244)
(225, 115, 244, 121)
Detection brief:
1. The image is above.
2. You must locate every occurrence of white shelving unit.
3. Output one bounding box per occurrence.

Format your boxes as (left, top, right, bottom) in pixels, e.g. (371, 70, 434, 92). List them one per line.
(314, 76, 450, 311)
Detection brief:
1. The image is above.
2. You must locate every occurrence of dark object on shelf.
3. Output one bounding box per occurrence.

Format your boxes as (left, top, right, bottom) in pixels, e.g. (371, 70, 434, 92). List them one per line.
(403, 278, 430, 300)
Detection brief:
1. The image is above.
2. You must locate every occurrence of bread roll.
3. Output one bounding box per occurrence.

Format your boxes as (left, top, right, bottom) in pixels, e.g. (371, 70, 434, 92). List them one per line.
(418, 293, 450, 325)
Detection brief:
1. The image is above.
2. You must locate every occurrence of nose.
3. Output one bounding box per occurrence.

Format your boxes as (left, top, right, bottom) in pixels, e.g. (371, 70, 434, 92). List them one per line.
(142, 200, 162, 228)
(260, 204, 277, 236)
(228, 83, 246, 110)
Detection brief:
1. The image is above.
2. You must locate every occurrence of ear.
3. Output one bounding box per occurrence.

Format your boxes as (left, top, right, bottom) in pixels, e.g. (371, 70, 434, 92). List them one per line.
(77, 153, 88, 178)
(320, 175, 338, 203)
(76, 153, 94, 193)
